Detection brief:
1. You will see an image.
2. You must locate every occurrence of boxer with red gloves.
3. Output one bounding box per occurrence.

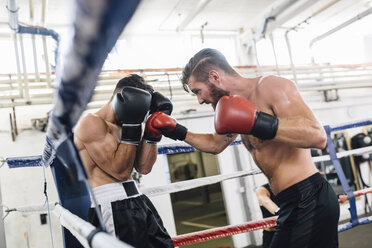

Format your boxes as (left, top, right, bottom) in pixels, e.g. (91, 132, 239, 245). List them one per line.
(179, 48, 339, 248)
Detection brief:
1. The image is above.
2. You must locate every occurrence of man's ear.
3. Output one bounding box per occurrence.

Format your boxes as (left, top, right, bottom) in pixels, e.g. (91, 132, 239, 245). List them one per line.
(208, 70, 221, 86)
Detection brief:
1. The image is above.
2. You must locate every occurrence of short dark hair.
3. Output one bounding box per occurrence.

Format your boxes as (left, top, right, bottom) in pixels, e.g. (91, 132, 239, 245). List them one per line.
(113, 74, 154, 96)
(181, 48, 237, 92)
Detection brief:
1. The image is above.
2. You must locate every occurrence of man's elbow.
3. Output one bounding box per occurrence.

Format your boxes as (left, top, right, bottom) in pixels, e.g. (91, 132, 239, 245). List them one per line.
(136, 167, 152, 175)
(207, 143, 226, 155)
(313, 129, 327, 149)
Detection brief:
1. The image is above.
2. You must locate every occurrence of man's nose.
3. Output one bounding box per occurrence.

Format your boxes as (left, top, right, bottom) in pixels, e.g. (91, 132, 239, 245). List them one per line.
(197, 95, 204, 104)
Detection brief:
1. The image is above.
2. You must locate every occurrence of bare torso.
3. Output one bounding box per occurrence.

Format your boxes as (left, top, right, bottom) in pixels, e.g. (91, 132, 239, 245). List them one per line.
(74, 112, 135, 188)
(240, 76, 318, 194)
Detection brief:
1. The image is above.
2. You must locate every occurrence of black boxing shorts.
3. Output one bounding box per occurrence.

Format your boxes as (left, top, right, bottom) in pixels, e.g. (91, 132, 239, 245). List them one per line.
(269, 172, 340, 248)
(263, 230, 276, 248)
(88, 180, 174, 248)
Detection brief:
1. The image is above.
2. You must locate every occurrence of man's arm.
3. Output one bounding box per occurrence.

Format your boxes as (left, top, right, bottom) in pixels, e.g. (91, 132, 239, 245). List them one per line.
(145, 111, 237, 154)
(134, 140, 157, 174)
(184, 132, 237, 154)
(262, 76, 327, 149)
(76, 114, 136, 181)
(255, 186, 280, 215)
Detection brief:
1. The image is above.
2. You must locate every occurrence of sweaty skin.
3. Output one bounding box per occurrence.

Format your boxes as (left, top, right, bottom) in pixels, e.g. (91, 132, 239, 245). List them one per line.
(74, 103, 157, 188)
(185, 73, 326, 193)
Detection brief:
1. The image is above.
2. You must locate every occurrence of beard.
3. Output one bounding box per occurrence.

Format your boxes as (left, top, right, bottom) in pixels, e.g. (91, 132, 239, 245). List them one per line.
(208, 83, 230, 110)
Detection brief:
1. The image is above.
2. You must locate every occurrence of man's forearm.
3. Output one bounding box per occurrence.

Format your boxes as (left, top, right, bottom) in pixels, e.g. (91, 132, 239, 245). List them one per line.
(134, 141, 157, 174)
(184, 132, 234, 154)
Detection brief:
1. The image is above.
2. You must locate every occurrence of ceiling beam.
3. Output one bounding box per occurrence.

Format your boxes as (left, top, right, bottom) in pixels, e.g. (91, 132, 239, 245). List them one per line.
(176, 0, 212, 32)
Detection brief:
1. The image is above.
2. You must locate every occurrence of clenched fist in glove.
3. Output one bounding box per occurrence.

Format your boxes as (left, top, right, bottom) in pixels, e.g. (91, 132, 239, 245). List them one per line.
(145, 112, 187, 141)
(144, 92, 174, 144)
(214, 95, 278, 140)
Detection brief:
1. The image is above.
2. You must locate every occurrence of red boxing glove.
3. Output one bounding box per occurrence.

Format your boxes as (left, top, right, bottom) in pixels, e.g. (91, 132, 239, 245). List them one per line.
(214, 96, 278, 140)
(145, 112, 187, 141)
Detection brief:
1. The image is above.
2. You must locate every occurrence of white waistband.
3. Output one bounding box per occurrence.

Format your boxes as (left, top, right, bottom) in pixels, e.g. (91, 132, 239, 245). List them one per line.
(90, 180, 142, 207)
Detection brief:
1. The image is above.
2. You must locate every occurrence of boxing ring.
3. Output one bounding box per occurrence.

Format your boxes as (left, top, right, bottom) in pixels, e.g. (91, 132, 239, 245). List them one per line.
(1, 0, 371, 246)
(1, 119, 372, 247)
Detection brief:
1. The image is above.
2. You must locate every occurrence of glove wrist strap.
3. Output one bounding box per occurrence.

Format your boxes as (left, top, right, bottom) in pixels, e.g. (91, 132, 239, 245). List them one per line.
(121, 124, 142, 145)
(251, 112, 278, 140)
(164, 124, 187, 141)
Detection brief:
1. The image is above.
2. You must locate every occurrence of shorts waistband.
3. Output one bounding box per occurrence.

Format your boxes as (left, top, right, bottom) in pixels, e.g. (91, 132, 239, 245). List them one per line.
(91, 180, 141, 207)
(276, 172, 324, 204)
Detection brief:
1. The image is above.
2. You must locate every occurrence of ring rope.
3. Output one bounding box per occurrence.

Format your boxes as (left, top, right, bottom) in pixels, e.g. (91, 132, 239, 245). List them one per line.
(52, 204, 133, 248)
(2, 144, 371, 169)
(6, 186, 372, 216)
(338, 215, 372, 232)
(338, 187, 372, 203)
(172, 216, 278, 246)
(171, 212, 372, 246)
(312, 145, 372, 163)
(3, 202, 56, 216)
(141, 169, 262, 197)
(0, 157, 5, 168)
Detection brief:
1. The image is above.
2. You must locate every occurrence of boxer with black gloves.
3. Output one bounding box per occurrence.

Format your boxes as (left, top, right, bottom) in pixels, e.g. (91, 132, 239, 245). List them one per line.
(74, 74, 174, 248)
(177, 48, 339, 248)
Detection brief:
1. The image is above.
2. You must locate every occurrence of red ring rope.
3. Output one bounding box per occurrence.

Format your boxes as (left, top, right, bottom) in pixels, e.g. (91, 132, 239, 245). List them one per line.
(172, 216, 277, 246)
(172, 187, 372, 246)
(338, 187, 372, 203)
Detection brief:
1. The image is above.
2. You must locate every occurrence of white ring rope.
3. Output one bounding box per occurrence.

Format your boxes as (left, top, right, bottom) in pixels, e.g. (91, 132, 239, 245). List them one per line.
(311, 145, 372, 163)
(5, 170, 263, 216)
(5, 202, 57, 216)
(4, 146, 372, 216)
(141, 169, 262, 197)
(52, 204, 133, 248)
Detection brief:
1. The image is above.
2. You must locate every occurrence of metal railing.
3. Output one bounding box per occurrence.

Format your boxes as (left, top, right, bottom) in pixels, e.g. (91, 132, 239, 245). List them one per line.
(1, 63, 372, 111)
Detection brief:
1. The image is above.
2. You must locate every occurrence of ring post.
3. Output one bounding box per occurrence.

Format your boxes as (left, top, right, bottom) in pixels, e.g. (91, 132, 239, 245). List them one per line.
(324, 125, 359, 226)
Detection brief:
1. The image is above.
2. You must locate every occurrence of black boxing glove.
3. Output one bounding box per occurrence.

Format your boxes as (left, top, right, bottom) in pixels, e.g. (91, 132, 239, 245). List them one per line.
(112, 86, 151, 145)
(150, 92, 173, 115)
(144, 92, 173, 144)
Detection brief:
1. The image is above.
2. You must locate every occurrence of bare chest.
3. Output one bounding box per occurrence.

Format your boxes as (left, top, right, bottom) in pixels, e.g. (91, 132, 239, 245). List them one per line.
(241, 134, 263, 151)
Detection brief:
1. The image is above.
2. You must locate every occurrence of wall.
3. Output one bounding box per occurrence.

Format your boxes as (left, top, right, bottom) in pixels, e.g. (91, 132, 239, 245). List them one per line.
(0, 105, 63, 248)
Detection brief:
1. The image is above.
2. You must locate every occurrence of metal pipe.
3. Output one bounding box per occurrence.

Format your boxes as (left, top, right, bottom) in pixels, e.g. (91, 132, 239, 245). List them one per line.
(19, 34, 30, 101)
(268, 33, 280, 76)
(6, 0, 18, 31)
(12, 33, 23, 97)
(0, 174, 7, 248)
(41, 0, 47, 25)
(309, 7, 372, 50)
(29, 0, 40, 82)
(42, 36, 52, 87)
(259, 0, 300, 38)
(252, 39, 262, 75)
(31, 35, 40, 82)
(176, 0, 212, 32)
(284, 31, 297, 84)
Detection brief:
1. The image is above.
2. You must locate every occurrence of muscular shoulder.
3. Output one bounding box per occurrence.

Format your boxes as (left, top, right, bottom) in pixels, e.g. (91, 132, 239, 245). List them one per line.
(75, 113, 107, 143)
(257, 75, 296, 92)
(256, 75, 299, 104)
